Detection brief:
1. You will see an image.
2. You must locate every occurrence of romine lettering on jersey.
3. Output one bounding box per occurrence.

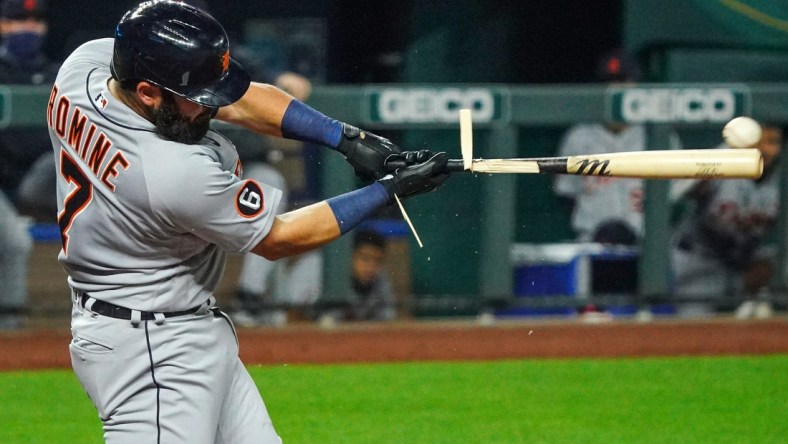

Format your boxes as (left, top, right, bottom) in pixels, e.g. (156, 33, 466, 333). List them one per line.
(47, 85, 130, 192)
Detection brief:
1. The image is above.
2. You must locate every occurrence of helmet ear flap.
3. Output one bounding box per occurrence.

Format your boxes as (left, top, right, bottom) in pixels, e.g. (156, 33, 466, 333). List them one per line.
(111, 0, 250, 107)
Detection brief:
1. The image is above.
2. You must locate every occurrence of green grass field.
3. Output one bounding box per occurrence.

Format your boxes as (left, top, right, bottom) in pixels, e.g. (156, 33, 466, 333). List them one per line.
(1, 355, 786, 443)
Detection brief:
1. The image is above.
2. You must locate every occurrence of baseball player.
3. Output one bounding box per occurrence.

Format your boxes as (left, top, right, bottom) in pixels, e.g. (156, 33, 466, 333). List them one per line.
(671, 124, 782, 318)
(0, 190, 31, 329)
(553, 50, 682, 243)
(0, 0, 56, 329)
(49, 2, 449, 443)
(554, 123, 649, 241)
(317, 229, 397, 326)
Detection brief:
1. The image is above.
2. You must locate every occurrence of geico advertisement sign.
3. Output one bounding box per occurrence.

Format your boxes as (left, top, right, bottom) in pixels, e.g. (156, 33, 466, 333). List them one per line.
(369, 88, 503, 124)
(608, 87, 751, 124)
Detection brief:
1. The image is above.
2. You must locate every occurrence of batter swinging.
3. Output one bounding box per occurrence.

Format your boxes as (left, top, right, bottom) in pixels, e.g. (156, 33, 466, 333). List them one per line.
(49, 2, 449, 443)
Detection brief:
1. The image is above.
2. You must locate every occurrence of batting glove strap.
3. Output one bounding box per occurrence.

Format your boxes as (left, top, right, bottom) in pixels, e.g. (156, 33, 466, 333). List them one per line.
(337, 123, 403, 181)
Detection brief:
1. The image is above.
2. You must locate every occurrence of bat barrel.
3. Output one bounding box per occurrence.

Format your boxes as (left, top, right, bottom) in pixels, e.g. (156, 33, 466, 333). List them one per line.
(565, 149, 763, 179)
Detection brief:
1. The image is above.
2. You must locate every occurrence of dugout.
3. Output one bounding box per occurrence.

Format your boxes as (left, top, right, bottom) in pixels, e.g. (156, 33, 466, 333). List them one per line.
(9, 0, 788, 315)
(9, 1, 788, 319)
(9, 81, 788, 320)
(305, 83, 788, 317)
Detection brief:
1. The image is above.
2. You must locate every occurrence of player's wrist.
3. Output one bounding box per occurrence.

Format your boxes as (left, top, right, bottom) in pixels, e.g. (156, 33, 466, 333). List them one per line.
(335, 123, 360, 155)
(280, 99, 344, 148)
(336, 125, 404, 181)
(377, 175, 398, 204)
(326, 182, 390, 234)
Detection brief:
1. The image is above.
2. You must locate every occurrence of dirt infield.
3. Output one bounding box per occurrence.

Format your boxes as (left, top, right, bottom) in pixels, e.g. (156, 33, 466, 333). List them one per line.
(1, 317, 786, 371)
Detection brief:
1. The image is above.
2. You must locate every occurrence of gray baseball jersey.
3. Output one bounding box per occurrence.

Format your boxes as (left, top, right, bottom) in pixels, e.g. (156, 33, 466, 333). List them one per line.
(48, 39, 281, 312)
(51, 39, 284, 443)
(554, 124, 646, 239)
(673, 144, 780, 297)
(554, 124, 680, 240)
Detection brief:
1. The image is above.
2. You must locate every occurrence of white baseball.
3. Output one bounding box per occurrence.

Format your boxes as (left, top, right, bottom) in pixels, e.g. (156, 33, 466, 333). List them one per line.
(723, 117, 762, 148)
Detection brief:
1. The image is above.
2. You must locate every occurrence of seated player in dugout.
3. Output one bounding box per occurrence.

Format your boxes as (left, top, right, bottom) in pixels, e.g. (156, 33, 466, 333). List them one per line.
(553, 49, 681, 320)
(554, 48, 682, 245)
(349, 230, 397, 321)
(670, 123, 783, 319)
(47, 1, 450, 442)
(0, 0, 62, 221)
(318, 229, 397, 325)
(0, 0, 58, 330)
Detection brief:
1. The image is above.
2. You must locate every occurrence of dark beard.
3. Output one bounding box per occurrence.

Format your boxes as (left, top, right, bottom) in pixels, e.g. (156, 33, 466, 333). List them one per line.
(152, 92, 212, 144)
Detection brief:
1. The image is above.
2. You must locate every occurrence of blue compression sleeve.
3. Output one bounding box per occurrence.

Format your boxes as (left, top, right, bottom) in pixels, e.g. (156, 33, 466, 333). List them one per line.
(326, 182, 390, 234)
(280, 99, 344, 149)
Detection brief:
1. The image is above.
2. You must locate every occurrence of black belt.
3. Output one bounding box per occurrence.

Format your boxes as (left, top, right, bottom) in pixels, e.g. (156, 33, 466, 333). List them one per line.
(80, 294, 204, 321)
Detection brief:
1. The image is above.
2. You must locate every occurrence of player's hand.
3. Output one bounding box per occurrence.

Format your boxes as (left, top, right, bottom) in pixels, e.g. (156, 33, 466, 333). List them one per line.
(378, 152, 450, 203)
(336, 123, 402, 181)
(383, 149, 434, 171)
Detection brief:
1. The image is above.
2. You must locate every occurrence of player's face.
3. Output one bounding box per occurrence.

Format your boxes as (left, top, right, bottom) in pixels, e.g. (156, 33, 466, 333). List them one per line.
(0, 17, 47, 36)
(352, 244, 385, 285)
(152, 91, 214, 144)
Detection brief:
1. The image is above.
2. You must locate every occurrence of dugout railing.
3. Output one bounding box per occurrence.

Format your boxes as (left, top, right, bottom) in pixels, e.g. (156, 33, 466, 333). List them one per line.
(5, 83, 788, 315)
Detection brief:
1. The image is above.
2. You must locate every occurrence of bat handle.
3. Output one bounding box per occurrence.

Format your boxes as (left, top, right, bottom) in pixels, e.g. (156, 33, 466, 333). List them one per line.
(385, 158, 466, 172)
(445, 159, 466, 172)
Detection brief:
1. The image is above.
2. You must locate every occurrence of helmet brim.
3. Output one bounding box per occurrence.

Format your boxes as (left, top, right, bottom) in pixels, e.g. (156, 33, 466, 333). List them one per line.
(180, 58, 251, 108)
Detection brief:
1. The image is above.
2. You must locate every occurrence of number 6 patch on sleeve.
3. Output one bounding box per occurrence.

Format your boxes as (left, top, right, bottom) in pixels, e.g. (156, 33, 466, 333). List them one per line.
(235, 180, 264, 218)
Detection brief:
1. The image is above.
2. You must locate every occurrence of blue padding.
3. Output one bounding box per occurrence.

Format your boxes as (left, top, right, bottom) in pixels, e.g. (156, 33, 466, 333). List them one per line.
(513, 258, 579, 296)
(29, 223, 60, 243)
(326, 182, 389, 235)
(357, 219, 410, 238)
(494, 307, 576, 317)
(280, 99, 343, 148)
(606, 305, 638, 316)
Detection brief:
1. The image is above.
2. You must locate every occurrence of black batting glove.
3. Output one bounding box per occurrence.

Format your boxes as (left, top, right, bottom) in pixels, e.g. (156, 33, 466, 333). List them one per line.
(336, 123, 402, 181)
(383, 149, 434, 172)
(378, 152, 450, 204)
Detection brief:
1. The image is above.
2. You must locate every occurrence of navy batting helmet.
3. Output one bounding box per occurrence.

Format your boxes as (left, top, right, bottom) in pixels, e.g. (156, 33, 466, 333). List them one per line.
(111, 0, 250, 107)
